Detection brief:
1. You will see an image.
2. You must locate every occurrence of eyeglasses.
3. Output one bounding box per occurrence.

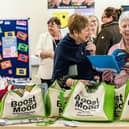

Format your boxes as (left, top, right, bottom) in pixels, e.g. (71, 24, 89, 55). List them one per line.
(48, 23, 57, 28)
(101, 16, 107, 19)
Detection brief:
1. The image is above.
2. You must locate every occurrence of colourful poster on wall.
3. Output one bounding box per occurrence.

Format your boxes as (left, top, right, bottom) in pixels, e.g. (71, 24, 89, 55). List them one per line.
(2, 37, 17, 58)
(48, 8, 94, 37)
(0, 19, 29, 78)
(48, 0, 95, 9)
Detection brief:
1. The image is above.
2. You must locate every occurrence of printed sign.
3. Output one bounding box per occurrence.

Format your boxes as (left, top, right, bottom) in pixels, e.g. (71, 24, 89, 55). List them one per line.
(2, 37, 17, 58)
(48, 0, 95, 9)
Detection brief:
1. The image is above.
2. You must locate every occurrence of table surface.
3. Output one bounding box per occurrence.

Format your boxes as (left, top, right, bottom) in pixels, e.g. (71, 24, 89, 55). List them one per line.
(0, 120, 129, 129)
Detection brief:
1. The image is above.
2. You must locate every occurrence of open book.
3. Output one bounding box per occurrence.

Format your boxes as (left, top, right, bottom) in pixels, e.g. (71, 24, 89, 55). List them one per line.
(87, 49, 129, 73)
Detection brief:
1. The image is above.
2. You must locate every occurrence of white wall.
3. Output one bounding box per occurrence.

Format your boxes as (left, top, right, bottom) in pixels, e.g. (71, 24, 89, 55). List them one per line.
(0, 0, 48, 54)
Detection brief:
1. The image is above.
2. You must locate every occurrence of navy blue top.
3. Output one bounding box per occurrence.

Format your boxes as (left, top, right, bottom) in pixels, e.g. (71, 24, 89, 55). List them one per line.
(52, 34, 96, 82)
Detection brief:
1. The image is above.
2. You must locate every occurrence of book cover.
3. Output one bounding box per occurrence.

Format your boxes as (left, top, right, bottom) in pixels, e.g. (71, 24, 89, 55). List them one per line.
(87, 49, 129, 73)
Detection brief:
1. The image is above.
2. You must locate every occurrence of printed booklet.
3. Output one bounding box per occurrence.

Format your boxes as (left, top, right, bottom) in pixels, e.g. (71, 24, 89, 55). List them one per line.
(87, 49, 129, 73)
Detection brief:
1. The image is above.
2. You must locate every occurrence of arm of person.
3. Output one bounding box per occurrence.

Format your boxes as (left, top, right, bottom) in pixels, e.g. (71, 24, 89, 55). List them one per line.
(114, 69, 129, 88)
(102, 70, 117, 85)
(66, 76, 100, 87)
(40, 51, 54, 58)
(58, 77, 89, 88)
(122, 65, 129, 74)
(35, 33, 54, 59)
(52, 45, 71, 88)
(57, 69, 101, 88)
(85, 41, 96, 55)
(35, 34, 45, 57)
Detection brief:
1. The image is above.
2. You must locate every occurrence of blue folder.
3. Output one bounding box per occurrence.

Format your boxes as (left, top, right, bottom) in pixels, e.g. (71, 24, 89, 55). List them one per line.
(87, 49, 129, 73)
(87, 55, 120, 73)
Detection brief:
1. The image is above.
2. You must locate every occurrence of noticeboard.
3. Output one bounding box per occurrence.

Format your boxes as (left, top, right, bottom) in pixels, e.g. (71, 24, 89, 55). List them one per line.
(0, 19, 29, 78)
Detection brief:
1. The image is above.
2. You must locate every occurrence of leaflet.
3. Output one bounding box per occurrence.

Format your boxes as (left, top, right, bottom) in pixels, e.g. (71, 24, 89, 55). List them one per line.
(87, 49, 129, 73)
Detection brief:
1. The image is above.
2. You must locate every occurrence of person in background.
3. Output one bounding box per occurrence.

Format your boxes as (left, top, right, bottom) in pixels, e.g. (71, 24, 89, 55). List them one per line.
(60, 0, 72, 6)
(35, 17, 62, 93)
(81, 0, 94, 8)
(102, 11, 129, 88)
(48, 0, 60, 8)
(52, 13, 100, 89)
(88, 15, 100, 42)
(71, 0, 84, 5)
(95, 7, 122, 55)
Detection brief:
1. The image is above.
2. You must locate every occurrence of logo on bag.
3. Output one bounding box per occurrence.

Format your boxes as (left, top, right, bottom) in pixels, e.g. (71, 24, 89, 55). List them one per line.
(57, 100, 63, 113)
(11, 96, 37, 114)
(115, 94, 124, 117)
(74, 94, 99, 112)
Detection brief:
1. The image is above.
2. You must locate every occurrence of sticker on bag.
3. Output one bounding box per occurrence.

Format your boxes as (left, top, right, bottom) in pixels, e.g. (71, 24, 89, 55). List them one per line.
(62, 81, 114, 121)
(0, 85, 45, 119)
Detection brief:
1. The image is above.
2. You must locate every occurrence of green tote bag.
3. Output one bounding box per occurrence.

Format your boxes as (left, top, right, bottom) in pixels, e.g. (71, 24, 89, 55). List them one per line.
(45, 81, 71, 117)
(62, 81, 115, 121)
(0, 85, 45, 119)
(119, 79, 129, 121)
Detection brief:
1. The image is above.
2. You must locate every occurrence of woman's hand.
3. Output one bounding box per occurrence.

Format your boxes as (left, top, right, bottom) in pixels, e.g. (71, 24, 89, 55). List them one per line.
(40, 51, 54, 58)
(94, 75, 100, 83)
(66, 78, 76, 87)
(85, 41, 96, 55)
(102, 70, 115, 84)
(49, 51, 54, 58)
(122, 65, 129, 74)
(66, 79, 91, 87)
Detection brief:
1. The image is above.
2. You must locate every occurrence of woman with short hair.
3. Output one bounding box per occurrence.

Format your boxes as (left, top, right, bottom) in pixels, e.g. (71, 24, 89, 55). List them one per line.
(52, 13, 100, 88)
(102, 11, 129, 88)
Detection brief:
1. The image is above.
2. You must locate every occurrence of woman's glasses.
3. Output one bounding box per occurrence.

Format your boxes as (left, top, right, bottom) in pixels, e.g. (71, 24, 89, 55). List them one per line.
(101, 16, 107, 19)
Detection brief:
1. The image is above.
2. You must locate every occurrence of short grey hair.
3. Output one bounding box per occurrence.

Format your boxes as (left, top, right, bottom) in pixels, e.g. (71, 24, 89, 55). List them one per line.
(119, 11, 129, 27)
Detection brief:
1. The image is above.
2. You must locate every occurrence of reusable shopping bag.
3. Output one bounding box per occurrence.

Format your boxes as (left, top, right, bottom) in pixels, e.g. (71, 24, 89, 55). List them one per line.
(0, 85, 14, 101)
(114, 81, 129, 119)
(62, 81, 115, 121)
(119, 79, 129, 120)
(45, 81, 71, 117)
(0, 85, 45, 119)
